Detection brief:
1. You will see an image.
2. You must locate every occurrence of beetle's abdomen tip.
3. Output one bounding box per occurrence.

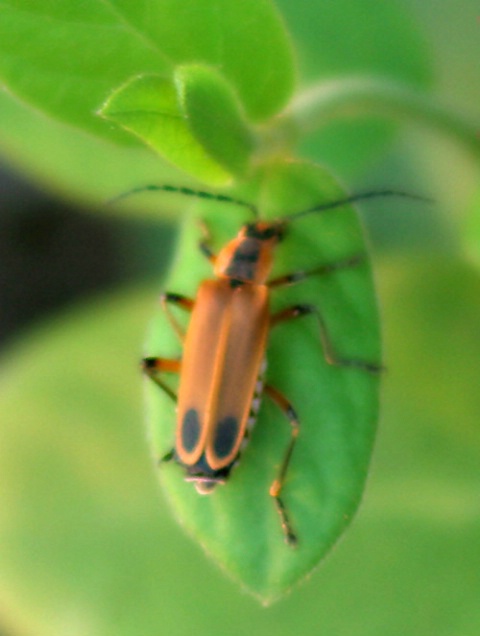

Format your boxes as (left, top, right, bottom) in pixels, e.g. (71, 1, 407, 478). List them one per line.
(194, 480, 219, 495)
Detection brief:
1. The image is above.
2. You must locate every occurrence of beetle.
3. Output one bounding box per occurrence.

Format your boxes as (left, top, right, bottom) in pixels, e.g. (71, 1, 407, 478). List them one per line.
(138, 184, 419, 546)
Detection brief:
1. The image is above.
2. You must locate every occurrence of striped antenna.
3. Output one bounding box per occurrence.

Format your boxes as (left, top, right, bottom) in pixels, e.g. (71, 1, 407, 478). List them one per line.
(283, 190, 433, 223)
(109, 184, 258, 218)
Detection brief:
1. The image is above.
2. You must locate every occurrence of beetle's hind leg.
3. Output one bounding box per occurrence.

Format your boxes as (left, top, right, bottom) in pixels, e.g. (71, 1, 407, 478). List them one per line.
(147, 295, 191, 460)
(268, 254, 382, 373)
(142, 358, 179, 465)
(159, 448, 175, 464)
(271, 304, 382, 374)
(264, 384, 300, 547)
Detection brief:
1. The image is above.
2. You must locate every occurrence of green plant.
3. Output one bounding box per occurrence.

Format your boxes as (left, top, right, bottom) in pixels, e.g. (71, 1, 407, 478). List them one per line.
(1, 0, 479, 632)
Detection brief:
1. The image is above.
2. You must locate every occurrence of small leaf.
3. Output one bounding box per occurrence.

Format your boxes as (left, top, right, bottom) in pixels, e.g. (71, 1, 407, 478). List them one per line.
(100, 74, 231, 185)
(144, 159, 381, 602)
(175, 64, 256, 177)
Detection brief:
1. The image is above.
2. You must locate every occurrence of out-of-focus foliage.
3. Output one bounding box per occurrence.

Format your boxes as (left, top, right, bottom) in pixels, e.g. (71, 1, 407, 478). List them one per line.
(0, 0, 479, 631)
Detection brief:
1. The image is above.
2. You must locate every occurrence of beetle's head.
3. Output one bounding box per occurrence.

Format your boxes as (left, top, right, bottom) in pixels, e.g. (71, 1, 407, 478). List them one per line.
(214, 221, 284, 284)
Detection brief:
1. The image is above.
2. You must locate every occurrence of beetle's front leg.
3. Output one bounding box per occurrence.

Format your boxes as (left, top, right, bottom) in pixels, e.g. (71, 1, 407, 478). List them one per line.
(197, 219, 218, 265)
(267, 254, 364, 289)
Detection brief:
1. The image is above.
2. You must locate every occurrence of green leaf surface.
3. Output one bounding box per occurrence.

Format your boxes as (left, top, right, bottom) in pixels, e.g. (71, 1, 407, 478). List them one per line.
(464, 186, 480, 269)
(143, 160, 381, 601)
(1, 259, 479, 634)
(0, 0, 294, 141)
(100, 74, 231, 185)
(275, 0, 432, 176)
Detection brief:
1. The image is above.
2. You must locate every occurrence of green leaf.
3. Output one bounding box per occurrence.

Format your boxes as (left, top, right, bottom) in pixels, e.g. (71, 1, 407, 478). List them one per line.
(0, 0, 294, 141)
(175, 64, 256, 177)
(100, 74, 231, 186)
(100, 65, 257, 185)
(144, 160, 381, 602)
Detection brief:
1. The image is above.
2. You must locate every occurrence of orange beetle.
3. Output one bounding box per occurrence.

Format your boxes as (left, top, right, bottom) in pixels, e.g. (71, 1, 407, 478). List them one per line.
(140, 185, 414, 545)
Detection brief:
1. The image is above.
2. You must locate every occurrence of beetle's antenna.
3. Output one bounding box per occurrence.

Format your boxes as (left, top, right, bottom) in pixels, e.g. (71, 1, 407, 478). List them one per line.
(282, 190, 433, 223)
(108, 184, 259, 218)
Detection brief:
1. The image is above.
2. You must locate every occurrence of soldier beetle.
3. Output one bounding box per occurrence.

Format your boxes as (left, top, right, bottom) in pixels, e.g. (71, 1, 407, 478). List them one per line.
(136, 184, 424, 546)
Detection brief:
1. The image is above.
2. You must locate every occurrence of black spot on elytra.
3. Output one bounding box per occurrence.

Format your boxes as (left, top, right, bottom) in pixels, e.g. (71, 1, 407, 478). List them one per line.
(214, 416, 239, 458)
(182, 409, 201, 452)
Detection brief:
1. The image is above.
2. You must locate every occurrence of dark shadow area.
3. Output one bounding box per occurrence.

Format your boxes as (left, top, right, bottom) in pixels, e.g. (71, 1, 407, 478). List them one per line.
(0, 163, 176, 349)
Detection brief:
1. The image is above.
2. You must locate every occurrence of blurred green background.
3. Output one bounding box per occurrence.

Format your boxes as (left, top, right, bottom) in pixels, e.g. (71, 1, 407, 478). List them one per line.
(1, 0, 479, 634)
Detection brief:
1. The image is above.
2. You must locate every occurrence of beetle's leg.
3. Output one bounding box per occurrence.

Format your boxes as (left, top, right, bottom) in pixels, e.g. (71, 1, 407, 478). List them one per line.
(197, 220, 218, 265)
(159, 448, 175, 463)
(264, 384, 299, 547)
(142, 357, 180, 403)
(149, 296, 190, 458)
(142, 360, 178, 465)
(161, 292, 195, 343)
(270, 304, 382, 373)
(267, 254, 364, 289)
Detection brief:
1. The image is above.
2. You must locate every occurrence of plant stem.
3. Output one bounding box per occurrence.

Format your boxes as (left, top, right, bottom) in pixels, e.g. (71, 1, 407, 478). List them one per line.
(280, 76, 480, 159)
